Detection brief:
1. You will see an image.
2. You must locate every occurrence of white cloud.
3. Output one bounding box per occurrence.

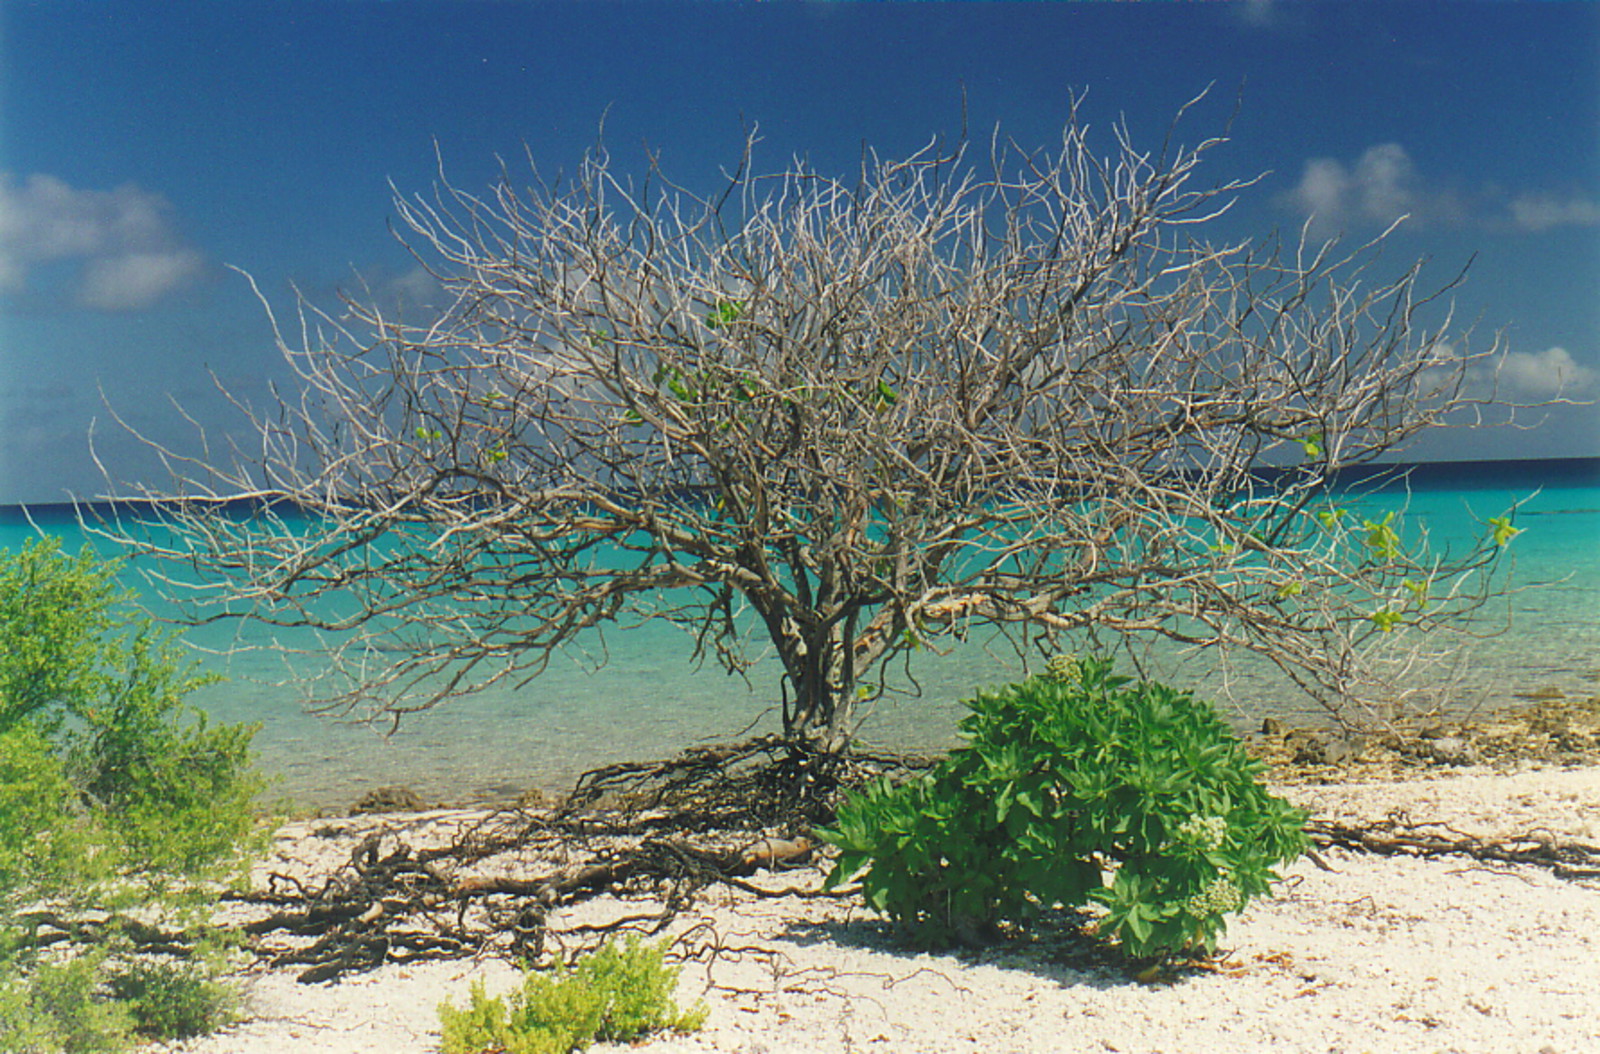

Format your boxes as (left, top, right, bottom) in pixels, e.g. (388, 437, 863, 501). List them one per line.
(79, 248, 205, 310)
(1283, 145, 1599, 237)
(1283, 143, 1419, 236)
(0, 254, 25, 292)
(0, 172, 203, 309)
(1289, 158, 1349, 222)
(1495, 346, 1597, 399)
(1349, 143, 1417, 223)
(1508, 193, 1600, 233)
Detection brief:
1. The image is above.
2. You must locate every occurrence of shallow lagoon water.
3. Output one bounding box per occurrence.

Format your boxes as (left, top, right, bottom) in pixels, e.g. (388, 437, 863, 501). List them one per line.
(4, 462, 1596, 809)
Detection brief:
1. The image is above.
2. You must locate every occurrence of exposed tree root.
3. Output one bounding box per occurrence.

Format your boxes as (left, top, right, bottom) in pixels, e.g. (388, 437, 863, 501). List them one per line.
(228, 740, 1600, 986)
(232, 736, 932, 984)
(559, 733, 937, 828)
(1307, 813, 1600, 881)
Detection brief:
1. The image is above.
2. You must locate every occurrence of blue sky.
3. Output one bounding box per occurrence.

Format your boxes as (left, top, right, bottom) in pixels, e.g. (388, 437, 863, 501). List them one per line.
(2, 1, 1596, 504)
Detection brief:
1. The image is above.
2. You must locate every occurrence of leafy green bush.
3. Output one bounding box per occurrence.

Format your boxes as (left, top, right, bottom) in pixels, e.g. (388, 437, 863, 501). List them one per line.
(0, 953, 136, 1054)
(0, 538, 267, 883)
(106, 959, 239, 1040)
(0, 537, 268, 1052)
(0, 723, 101, 899)
(819, 656, 1308, 958)
(63, 629, 262, 878)
(438, 936, 707, 1054)
(0, 543, 119, 734)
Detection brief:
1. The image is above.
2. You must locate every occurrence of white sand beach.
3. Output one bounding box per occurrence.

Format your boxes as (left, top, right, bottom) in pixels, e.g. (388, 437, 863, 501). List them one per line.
(152, 763, 1600, 1054)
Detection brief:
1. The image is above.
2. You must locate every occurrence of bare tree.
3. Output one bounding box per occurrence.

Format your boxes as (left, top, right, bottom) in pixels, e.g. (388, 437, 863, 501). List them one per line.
(105, 95, 1516, 750)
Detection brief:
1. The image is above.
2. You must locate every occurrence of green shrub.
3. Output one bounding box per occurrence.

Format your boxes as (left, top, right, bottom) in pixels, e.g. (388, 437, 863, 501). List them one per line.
(819, 656, 1308, 958)
(106, 959, 239, 1040)
(0, 537, 268, 1052)
(0, 949, 241, 1053)
(62, 630, 264, 878)
(438, 937, 707, 1054)
(0, 538, 267, 883)
(0, 724, 102, 901)
(0, 953, 135, 1054)
(0, 543, 119, 735)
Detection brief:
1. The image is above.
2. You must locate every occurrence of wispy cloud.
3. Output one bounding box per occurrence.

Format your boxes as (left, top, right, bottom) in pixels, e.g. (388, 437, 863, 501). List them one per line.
(326, 263, 445, 323)
(1494, 346, 1596, 400)
(1281, 145, 1595, 237)
(1507, 192, 1600, 233)
(0, 173, 204, 310)
(384, 265, 444, 310)
(1235, 0, 1278, 28)
(79, 248, 205, 311)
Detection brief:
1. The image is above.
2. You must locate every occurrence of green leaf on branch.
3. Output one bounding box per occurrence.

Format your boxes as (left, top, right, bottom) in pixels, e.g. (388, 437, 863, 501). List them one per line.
(1369, 609, 1404, 632)
(1362, 511, 1402, 561)
(704, 300, 744, 329)
(1402, 578, 1430, 608)
(663, 368, 697, 403)
(1298, 431, 1324, 459)
(1487, 516, 1522, 546)
(871, 378, 899, 411)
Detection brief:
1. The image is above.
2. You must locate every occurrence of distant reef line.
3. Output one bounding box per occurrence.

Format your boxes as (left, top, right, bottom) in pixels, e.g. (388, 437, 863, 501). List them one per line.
(4, 456, 1597, 523)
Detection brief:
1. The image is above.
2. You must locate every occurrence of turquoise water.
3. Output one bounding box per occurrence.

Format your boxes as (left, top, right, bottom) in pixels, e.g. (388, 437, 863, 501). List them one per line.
(3, 461, 1596, 809)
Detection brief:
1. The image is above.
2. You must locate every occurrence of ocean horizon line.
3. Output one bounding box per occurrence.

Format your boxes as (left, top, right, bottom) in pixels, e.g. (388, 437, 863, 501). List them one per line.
(4, 454, 1597, 523)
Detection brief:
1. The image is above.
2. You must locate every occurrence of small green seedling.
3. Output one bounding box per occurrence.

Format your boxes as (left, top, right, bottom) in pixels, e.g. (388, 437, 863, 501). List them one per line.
(438, 936, 706, 1054)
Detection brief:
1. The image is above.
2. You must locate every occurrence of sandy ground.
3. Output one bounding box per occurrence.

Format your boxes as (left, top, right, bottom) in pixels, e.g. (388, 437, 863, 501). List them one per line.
(152, 762, 1600, 1054)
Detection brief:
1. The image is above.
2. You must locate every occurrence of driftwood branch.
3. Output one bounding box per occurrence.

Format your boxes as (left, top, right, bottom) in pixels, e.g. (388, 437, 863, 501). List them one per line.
(231, 739, 917, 984)
(1308, 813, 1600, 881)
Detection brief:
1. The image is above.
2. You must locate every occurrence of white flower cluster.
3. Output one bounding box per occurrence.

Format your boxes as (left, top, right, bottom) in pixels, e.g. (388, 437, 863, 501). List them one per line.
(1044, 654, 1082, 683)
(1182, 875, 1243, 917)
(1174, 814, 1228, 851)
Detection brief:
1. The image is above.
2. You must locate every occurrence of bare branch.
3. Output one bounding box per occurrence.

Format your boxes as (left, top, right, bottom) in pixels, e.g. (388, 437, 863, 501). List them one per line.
(101, 102, 1523, 746)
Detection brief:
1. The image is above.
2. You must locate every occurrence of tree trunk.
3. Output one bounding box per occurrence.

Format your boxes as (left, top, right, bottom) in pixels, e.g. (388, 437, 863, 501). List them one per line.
(780, 627, 856, 754)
